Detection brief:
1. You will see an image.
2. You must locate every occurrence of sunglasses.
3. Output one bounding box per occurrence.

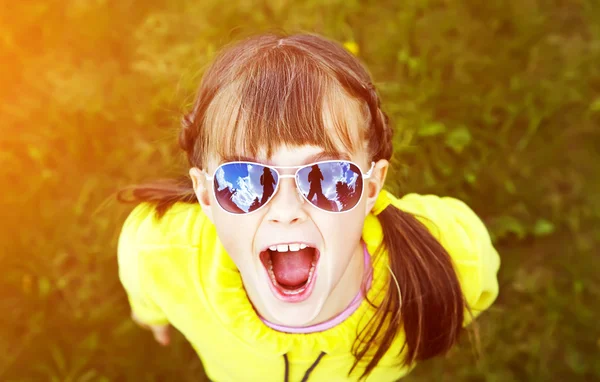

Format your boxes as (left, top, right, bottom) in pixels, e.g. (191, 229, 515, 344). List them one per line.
(205, 160, 375, 215)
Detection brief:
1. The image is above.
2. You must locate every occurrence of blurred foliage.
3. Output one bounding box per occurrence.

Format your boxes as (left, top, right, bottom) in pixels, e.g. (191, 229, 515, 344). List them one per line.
(1, 0, 599, 381)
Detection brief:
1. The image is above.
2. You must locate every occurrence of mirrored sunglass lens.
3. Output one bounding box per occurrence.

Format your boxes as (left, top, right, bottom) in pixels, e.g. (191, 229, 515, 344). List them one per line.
(213, 163, 278, 214)
(296, 161, 363, 212)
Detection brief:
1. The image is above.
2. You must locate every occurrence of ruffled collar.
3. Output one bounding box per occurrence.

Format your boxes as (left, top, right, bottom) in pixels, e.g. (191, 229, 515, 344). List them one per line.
(194, 212, 393, 359)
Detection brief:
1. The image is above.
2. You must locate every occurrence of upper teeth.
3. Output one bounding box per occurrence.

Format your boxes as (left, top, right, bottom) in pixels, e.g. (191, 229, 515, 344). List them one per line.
(269, 243, 308, 252)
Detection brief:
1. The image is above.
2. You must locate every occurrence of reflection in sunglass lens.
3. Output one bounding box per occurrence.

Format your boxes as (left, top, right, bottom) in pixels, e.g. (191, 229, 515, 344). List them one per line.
(213, 163, 279, 214)
(296, 161, 363, 212)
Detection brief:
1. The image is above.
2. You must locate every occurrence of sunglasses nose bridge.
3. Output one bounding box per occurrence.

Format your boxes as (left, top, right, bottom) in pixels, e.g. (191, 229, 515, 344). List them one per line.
(262, 176, 308, 225)
(277, 174, 305, 201)
(274, 175, 302, 199)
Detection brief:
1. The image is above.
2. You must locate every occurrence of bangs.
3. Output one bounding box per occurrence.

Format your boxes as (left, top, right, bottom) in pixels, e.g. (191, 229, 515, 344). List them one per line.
(201, 47, 368, 164)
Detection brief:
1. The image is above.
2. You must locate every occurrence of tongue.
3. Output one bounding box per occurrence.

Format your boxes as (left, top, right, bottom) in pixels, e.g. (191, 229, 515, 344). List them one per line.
(271, 248, 314, 288)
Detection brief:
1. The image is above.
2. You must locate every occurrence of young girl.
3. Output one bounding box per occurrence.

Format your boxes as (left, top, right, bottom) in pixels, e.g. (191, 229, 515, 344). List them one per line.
(117, 33, 500, 382)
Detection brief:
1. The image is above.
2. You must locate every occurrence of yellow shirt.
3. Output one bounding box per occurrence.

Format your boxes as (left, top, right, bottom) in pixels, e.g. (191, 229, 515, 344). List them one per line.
(118, 191, 500, 381)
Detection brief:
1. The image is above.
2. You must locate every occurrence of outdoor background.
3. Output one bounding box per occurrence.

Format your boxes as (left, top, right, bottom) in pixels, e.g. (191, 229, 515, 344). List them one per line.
(1, 0, 599, 381)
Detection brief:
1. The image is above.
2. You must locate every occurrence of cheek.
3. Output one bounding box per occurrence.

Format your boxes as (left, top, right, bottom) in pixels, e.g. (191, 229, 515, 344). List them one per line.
(315, 209, 365, 251)
(212, 212, 258, 264)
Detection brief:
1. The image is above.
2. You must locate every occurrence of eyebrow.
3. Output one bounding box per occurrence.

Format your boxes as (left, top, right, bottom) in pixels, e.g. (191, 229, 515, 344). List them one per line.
(220, 151, 351, 166)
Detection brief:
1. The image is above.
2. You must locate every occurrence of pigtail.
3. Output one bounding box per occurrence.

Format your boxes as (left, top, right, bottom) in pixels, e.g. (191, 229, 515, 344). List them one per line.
(116, 176, 197, 218)
(324, 46, 470, 378)
(116, 112, 200, 218)
(350, 205, 467, 380)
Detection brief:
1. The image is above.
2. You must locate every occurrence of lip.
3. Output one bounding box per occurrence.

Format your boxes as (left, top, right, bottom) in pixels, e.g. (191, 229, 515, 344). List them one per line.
(259, 248, 321, 303)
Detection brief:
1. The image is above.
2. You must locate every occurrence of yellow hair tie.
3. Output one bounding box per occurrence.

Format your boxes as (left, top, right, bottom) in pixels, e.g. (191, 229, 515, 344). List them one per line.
(372, 190, 392, 216)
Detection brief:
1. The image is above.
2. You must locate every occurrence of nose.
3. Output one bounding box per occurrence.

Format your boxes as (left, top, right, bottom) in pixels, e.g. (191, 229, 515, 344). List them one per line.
(265, 177, 307, 225)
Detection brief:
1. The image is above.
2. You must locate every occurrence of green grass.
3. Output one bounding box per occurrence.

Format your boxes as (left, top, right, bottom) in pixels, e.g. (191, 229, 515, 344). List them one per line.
(1, 0, 599, 380)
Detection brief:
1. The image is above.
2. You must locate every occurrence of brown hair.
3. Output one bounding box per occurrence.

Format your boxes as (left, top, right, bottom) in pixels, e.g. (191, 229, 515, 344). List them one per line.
(119, 32, 467, 380)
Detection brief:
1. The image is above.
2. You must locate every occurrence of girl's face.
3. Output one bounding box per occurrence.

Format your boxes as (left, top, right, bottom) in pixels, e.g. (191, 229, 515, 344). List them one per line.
(191, 144, 387, 327)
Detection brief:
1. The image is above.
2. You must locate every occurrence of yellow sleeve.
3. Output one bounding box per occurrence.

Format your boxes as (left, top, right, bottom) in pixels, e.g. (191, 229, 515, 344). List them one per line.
(392, 192, 501, 324)
(117, 203, 170, 326)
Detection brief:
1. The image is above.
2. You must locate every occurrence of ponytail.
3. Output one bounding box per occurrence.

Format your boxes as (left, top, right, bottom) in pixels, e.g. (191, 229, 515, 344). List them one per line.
(350, 204, 467, 380)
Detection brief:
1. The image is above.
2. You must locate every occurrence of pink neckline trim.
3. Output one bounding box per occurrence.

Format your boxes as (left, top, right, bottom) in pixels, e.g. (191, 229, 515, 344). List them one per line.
(259, 241, 373, 334)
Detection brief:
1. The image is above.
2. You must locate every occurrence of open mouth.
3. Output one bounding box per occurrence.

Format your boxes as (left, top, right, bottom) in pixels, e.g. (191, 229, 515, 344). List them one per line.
(259, 243, 320, 302)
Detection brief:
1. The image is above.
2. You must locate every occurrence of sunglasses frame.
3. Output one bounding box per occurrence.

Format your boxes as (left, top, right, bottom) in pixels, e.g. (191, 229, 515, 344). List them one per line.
(204, 160, 376, 215)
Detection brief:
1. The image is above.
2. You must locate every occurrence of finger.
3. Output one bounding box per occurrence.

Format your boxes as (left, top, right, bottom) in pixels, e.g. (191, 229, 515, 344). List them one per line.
(151, 325, 171, 346)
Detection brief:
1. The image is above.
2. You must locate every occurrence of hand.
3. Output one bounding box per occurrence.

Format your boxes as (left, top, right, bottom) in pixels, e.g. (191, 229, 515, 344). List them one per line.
(131, 312, 171, 346)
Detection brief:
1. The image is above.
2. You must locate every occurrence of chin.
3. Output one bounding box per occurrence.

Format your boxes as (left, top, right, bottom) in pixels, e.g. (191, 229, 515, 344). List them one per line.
(256, 265, 330, 327)
(262, 293, 325, 327)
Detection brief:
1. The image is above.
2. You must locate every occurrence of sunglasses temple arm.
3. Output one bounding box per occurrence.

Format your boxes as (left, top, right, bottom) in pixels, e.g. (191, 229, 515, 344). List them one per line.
(363, 161, 376, 178)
